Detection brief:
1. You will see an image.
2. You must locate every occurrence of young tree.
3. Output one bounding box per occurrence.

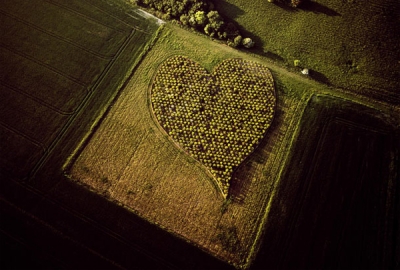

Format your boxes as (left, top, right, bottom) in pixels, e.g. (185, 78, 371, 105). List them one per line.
(242, 37, 255, 48)
(233, 35, 242, 47)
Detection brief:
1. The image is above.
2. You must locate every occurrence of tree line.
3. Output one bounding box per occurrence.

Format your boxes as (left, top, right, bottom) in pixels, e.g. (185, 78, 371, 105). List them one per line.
(134, 0, 254, 48)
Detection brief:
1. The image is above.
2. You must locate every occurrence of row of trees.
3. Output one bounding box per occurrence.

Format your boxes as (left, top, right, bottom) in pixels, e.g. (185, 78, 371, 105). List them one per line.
(134, 0, 254, 48)
(151, 56, 276, 196)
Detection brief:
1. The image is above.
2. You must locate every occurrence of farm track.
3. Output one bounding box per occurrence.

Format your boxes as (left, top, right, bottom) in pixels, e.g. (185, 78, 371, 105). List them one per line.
(80, 0, 162, 33)
(0, 80, 78, 116)
(0, 43, 88, 87)
(43, 0, 128, 33)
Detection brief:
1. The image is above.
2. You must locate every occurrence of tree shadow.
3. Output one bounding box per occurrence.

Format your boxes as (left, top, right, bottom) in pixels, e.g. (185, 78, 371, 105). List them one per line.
(273, 1, 299, 12)
(229, 90, 284, 204)
(263, 51, 285, 63)
(272, 1, 340, 16)
(214, 0, 265, 48)
(309, 69, 331, 85)
(214, 0, 245, 20)
(300, 1, 341, 16)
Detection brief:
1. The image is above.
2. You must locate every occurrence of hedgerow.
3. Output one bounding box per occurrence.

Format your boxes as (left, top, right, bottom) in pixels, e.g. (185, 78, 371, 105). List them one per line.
(134, 0, 250, 48)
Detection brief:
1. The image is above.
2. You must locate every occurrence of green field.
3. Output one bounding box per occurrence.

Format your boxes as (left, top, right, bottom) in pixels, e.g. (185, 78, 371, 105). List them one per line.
(214, 0, 400, 102)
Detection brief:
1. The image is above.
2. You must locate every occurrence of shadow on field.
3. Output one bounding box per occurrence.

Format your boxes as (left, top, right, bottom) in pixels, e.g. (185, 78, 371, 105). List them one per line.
(309, 69, 331, 85)
(216, 0, 245, 19)
(272, 1, 340, 16)
(229, 89, 284, 203)
(252, 95, 399, 269)
(263, 51, 285, 63)
(300, 1, 341, 16)
(215, 0, 265, 49)
(273, 2, 299, 12)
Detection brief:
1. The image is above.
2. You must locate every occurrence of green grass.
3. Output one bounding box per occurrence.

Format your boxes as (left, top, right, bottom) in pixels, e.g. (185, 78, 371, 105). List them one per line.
(214, 0, 400, 99)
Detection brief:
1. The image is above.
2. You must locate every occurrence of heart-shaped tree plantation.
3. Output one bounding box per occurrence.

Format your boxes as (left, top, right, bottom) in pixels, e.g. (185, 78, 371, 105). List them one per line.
(151, 56, 276, 198)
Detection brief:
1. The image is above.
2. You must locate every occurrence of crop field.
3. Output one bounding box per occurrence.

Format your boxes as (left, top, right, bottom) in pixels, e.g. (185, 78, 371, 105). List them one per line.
(68, 23, 312, 268)
(2, 0, 399, 269)
(0, 0, 161, 178)
(253, 95, 399, 269)
(67, 17, 400, 267)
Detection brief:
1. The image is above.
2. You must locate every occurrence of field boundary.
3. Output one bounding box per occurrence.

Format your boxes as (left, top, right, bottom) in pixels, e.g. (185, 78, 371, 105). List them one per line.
(28, 29, 138, 179)
(245, 91, 312, 268)
(65, 23, 320, 268)
(62, 25, 164, 175)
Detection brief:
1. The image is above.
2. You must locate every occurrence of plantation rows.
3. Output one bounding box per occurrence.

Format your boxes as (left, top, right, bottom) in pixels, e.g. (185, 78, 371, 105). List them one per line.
(151, 56, 275, 196)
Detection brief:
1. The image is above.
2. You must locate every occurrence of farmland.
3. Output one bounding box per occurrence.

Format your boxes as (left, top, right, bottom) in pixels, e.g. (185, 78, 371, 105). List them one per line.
(1, 0, 399, 269)
(253, 95, 399, 269)
(0, 0, 161, 178)
(66, 20, 399, 268)
(65, 15, 399, 266)
(214, 0, 400, 103)
(67, 23, 310, 267)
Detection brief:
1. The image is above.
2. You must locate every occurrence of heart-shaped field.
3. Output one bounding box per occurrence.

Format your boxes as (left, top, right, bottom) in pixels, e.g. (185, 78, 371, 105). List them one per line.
(151, 56, 276, 197)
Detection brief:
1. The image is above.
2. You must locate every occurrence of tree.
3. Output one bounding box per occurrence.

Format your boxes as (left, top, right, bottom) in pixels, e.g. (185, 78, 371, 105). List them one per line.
(195, 10, 207, 25)
(233, 35, 242, 47)
(224, 22, 239, 38)
(242, 37, 255, 48)
(180, 14, 190, 25)
(291, 0, 304, 7)
(207, 10, 224, 31)
(204, 24, 215, 36)
(135, 0, 247, 47)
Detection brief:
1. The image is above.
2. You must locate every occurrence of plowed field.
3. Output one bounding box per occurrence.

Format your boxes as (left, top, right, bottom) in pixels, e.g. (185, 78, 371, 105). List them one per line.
(0, 0, 160, 178)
